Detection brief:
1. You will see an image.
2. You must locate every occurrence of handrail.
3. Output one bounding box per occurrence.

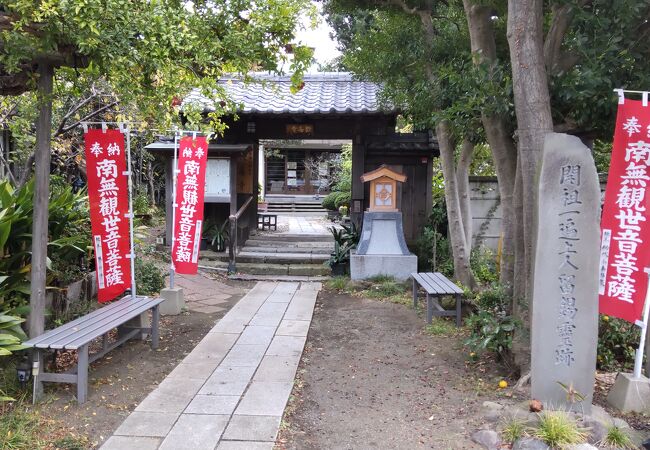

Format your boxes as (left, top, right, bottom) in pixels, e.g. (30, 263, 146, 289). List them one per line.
(228, 195, 255, 273)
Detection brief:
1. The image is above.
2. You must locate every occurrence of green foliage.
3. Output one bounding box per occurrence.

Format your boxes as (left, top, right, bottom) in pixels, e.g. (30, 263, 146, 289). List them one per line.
(325, 276, 349, 291)
(135, 259, 165, 296)
(465, 310, 517, 358)
(500, 417, 528, 444)
(133, 191, 155, 217)
(0, 178, 90, 310)
(534, 411, 587, 448)
(203, 219, 229, 251)
(425, 318, 457, 336)
(470, 246, 499, 286)
(322, 192, 338, 211)
(0, 311, 28, 356)
(597, 315, 640, 371)
(326, 241, 353, 267)
(600, 425, 635, 449)
(322, 191, 351, 211)
(364, 276, 406, 298)
(2, 0, 314, 131)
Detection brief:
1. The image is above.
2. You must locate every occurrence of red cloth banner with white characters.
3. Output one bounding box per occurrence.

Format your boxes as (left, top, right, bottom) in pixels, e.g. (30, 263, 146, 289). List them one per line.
(599, 98, 650, 323)
(172, 136, 208, 274)
(84, 129, 132, 303)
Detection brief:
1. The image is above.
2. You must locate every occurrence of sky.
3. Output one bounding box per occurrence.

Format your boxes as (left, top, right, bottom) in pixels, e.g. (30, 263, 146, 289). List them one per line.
(294, 2, 341, 70)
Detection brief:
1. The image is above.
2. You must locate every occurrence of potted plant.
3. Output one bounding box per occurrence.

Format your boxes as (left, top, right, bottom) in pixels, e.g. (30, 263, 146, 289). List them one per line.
(202, 219, 229, 252)
(258, 183, 268, 212)
(327, 241, 352, 276)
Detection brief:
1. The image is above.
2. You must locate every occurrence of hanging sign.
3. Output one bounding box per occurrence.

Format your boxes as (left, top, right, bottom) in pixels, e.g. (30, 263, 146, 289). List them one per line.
(84, 128, 132, 302)
(599, 96, 650, 323)
(172, 136, 208, 274)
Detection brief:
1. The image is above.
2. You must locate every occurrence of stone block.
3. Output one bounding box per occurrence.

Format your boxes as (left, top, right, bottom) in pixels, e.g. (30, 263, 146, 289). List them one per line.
(113, 411, 179, 437)
(222, 415, 281, 441)
(607, 372, 650, 414)
(276, 319, 311, 337)
(217, 442, 274, 450)
(234, 381, 293, 416)
(100, 436, 162, 450)
(135, 378, 203, 414)
(266, 335, 306, 357)
(158, 413, 229, 450)
(254, 355, 301, 382)
(159, 287, 185, 316)
(350, 253, 417, 281)
(185, 394, 240, 415)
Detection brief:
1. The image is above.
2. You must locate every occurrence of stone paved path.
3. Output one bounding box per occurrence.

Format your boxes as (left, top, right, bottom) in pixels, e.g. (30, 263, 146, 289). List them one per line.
(100, 280, 320, 450)
(169, 272, 246, 314)
(261, 214, 330, 235)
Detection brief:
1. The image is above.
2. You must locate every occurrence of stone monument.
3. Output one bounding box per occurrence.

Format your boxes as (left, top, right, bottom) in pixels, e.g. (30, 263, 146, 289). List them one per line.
(531, 133, 600, 413)
(350, 165, 418, 281)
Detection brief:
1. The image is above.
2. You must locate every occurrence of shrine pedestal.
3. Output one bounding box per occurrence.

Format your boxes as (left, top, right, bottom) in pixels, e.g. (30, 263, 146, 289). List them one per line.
(350, 212, 417, 281)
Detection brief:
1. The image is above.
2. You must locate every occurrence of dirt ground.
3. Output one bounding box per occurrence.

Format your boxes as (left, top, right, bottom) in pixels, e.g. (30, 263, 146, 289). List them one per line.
(35, 277, 252, 449)
(278, 291, 510, 450)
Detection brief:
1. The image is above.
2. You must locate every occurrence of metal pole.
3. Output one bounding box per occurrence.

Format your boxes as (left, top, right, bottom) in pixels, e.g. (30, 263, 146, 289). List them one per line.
(124, 125, 137, 300)
(169, 131, 180, 288)
(633, 268, 650, 378)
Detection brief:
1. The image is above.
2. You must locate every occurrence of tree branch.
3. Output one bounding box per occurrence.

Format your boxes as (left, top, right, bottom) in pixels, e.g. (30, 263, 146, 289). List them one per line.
(55, 100, 119, 136)
(544, 0, 591, 75)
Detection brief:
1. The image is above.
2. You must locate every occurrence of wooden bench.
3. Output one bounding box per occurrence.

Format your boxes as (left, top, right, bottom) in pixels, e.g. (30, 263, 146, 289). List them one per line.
(411, 272, 464, 327)
(23, 295, 163, 404)
(258, 213, 277, 231)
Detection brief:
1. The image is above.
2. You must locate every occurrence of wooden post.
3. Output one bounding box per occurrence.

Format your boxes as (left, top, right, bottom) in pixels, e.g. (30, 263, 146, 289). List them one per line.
(351, 135, 365, 226)
(164, 157, 173, 245)
(28, 63, 53, 339)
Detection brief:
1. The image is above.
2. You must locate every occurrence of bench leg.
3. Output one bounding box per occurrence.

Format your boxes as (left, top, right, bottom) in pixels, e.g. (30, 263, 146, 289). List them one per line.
(455, 294, 462, 327)
(77, 344, 89, 404)
(32, 349, 44, 404)
(426, 294, 433, 324)
(151, 305, 160, 350)
(412, 279, 418, 309)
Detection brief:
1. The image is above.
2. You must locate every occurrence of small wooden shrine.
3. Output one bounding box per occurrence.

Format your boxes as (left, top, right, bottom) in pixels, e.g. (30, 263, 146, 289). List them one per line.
(360, 165, 407, 212)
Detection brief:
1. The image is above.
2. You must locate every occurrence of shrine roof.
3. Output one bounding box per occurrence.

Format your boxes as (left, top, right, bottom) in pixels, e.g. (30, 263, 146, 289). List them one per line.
(360, 165, 407, 183)
(184, 72, 394, 116)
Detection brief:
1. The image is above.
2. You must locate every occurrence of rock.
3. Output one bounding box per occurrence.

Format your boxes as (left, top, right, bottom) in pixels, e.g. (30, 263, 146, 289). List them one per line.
(483, 401, 504, 410)
(581, 418, 607, 444)
(482, 401, 504, 423)
(612, 417, 630, 429)
(585, 404, 614, 426)
(512, 437, 550, 450)
(565, 444, 598, 450)
(471, 429, 500, 450)
(529, 399, 543, 412)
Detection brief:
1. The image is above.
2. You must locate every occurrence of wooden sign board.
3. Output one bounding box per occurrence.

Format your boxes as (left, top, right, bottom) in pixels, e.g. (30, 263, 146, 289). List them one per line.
(360, 165, 407, 212)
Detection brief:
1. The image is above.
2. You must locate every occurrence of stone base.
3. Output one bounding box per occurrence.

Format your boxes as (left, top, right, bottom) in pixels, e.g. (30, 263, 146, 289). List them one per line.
(160, 287, 185, 316)
(350, 254, 417, 281)
(607, 372, 650, 414)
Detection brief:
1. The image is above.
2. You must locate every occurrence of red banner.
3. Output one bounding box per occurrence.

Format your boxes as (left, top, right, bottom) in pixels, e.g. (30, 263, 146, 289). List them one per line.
(599, 98, 650, 323)
(172, 136, 208, 274)
(84, 129, 132, 302)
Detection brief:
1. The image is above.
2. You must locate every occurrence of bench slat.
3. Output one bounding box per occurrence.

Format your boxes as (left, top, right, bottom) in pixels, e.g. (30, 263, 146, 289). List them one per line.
(432, 272, 464, 294)
(24, 298, 135, 347)
(412, 273, 439, 294)
(421, 273, 450, 294)
(61, 298, 163, 350)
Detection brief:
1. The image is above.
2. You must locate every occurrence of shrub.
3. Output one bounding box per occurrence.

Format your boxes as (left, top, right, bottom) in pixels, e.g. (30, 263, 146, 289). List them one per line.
(470, 246, 499, 285)
(321, 192, 338, 211)
(135, 259, 165, 296)
(333, 191, 351, 209)
(534, 411, 587, 448)
(501, 417, 528, 443)
(600, 425, 635, 449)
(597, 315, 640, 371)
(464, 310, 518, 358)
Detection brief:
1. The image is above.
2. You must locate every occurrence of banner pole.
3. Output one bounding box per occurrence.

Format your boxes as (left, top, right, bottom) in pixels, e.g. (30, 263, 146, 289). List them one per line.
(170, 131, 180, 289)
(125, 125, 136, 300)
(634, 268, 650, 378)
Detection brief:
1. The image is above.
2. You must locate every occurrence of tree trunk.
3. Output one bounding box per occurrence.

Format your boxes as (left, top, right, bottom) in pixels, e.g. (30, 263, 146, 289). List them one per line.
(436, 121, 476, 290)
(507, 0, 554, 371)
(463, 0, 518, 294)
(457, 139, 474, 249)
(28, 63, 53, 339)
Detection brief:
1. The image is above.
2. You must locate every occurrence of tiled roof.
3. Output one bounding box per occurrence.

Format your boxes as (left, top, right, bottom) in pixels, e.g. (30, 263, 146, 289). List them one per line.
(184, 72, 393, 115)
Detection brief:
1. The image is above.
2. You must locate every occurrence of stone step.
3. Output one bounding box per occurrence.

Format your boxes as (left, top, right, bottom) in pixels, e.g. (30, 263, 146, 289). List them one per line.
(200, 259, 331, 276)
(247, 234, 333, 243)
(242, 246, 332, 254)
(201, 251, 330, 265)
(242, 240, 334, 248)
